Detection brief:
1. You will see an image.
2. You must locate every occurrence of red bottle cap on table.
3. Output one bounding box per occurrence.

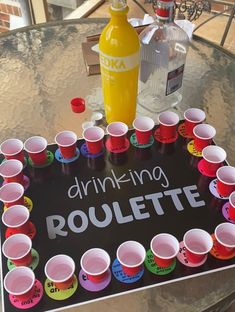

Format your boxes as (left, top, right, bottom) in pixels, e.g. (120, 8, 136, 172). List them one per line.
(70, 98, 85, 113)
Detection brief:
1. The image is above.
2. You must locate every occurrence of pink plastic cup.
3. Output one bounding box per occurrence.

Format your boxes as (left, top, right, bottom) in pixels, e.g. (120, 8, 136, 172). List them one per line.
(24, 136, 48, 165)
(183, 229, 213, 264)
(45, 254, 75, 290)
(229, 191, 235, 221)
(2, 233, 33, 266)
(0, 159, 24, 184)
(4, 267, 35, 301)
(184, 108, 206, 136)
(133, 116, 155, 144)
(216, 166, 235, 197)
(202, 145, 226, 175)
(0, 182, 24, 208)
(83, 126, 105, 154)
(80, 248, 110, 283)
(55, 131, 77, 159)
(214, 223, 235, 256)
(150, 233, 179, 268)
(106, 122, 128, 150)
(0, 138, 25, 163)
(158, 111, 179, 140)
(193, 124, 216, 152)
(2, 205, 30, 235)
(117, 241, 146, 276)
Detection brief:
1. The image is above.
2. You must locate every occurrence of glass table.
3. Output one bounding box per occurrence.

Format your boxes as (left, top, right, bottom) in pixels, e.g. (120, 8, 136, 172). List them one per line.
(0, 18, 235, 312)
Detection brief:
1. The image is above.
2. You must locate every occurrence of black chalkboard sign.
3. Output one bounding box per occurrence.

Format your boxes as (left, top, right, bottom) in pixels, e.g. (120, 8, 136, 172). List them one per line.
(1, 127, 234, 312)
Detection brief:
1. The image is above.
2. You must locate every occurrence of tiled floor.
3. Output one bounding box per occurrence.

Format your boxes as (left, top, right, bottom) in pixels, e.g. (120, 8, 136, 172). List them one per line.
(88, 0, 235, 53)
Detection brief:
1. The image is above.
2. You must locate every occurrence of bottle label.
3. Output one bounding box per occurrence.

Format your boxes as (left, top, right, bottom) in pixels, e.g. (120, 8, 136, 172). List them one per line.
(166, 65, 184, 96)
(100, 51, 139, 73)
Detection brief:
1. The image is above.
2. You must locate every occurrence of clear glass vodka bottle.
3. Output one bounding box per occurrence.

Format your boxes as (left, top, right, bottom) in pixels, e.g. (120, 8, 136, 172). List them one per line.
(138, 0, 189, 113)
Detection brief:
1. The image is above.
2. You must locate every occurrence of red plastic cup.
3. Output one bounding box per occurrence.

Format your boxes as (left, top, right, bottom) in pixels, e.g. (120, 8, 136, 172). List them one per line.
(216, 166, 235, 197)
(70, 97, 85, 113)
(214, 223, 235, 256)
(183, 229, 213, 264)
(24, 136, 48, 165)
(117, 241, 146, 276)
(158, 111, 179, 140)
(45, 254, 75, 290)
(202, 145, 226, 175)
(106, 122, 128, 150)
(229, 191, 235, 221)
(0, 159, 24, 184)
(55, 131, 77, 159)
(193, 124, 216, 152)
(2, 205, 30, 235)
(150, 233, 179, 268)
(184, 108, 206, 136)
(83, 126, 105, 154)
(0, 138, 24, 163)
(0, 182, 24, 208)
(80, 248, 110, 283)
(2, 234, 33, 266)
(4, 267, 35, 301)
(133, 116, 154, 144)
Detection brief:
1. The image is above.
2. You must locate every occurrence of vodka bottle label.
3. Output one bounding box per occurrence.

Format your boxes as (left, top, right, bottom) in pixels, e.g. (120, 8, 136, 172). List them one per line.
(165, 64, 184, 96)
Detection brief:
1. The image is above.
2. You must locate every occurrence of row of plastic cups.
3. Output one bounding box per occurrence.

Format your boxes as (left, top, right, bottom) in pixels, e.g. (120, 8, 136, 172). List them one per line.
(3, 223, 235, 300)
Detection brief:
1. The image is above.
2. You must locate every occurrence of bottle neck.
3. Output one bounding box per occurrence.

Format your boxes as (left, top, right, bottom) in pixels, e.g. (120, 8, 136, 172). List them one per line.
(154, 0, 175, 24)
(110, 6, 129, 23)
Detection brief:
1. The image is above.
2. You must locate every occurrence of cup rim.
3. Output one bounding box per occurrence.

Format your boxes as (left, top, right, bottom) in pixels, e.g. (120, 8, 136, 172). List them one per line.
(202, 145, 227, 164)
(82, 127, 105, 143)
(4, 266, 35, 296)
(2, 233, 32, 260)
(117, 240, 146, 268)
(0, 139, 24, 156)
(106, 122, 128, 137)
(229, 191, 235, 209)
(183, 229, 213, 255)
(24, 136, 47, 154)
(132, 116, 155, 132)
(158, 112, 179, 127)
(216, 166, 235, 185)
(54, 131, 77, 147)
(215, 223, 235, 248)
(2, 205, 29, 228)
(0, 159, 23, 178)
(193, 124, 216, 140)
(44, 254, 75, 283)
(0, 182, 24, 203)
(150, 233, 180, 259)
(184, 108, 206, 123)
(80, 248, 110, 276)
